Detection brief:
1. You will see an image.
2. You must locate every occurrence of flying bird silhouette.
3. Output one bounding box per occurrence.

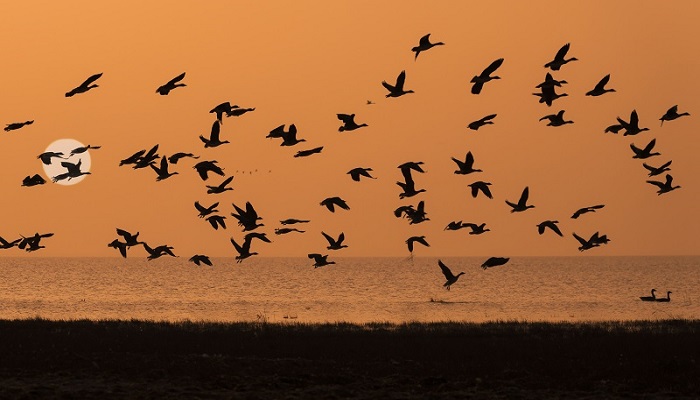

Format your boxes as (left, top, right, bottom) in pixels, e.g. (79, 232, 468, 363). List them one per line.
(205, 215, 227, 230)
(468, 181, 493, 199)
(206, 176, 234, 194)
(618, 110, 649, 136)
(230, 232, 271, 263)
(337, 114, 368, 132)
(452, 152, 482, 175)
(116, 228, 143, 247)
(231, 202, 264, 231)
(571, 204, 605, 219)
(539, 110, 573, 126)
(189, 254, 213, 266)
(194, 201, 219, 218)
(70, 144, 101, 156)
(200, 120, 229, 148)
(382, 70, 414, 97)
(65, 73, 102, 97)
(320, 197, 350, 213)
(156, 72, 186, 95)
(0, 236, 22, 249)
(630, 139, 660, 159)
(405, 236, 429, 254)
(4, 120, 34, 132)
(22, 174, 46, 187)
(544, 43, 578, 71)
(468, 114, 497, 130)
(150, 156, 178, 181)
(532, 84, 568, 107)
(52, 159, 90, 183)
(347, 167, 376, 181)
(470, 58, 504, 94)
(412, 33, 444, 60)
(642, 160, 672, 177)
(143, 243, 177, 260)
(38, 152, 67, 165)
(193, 160, 225, 181)
(463, 223, 490, 235)
(280, 218, 310, 225)
(585, 74, 615, 96)
(308, 253, 335, 268)
(321, 231, 348, 250)
(274, 228, 305, 235)
(505, 186, 535, 212)
(294, 147, 323, 158)
(107, 239, 129, 258)
(659, 105, 690, 126)
(438, 260, 464, 290)
(168, 152, 199, 164)
(646, 174, 680, 195)
(537, 220, 563, 236)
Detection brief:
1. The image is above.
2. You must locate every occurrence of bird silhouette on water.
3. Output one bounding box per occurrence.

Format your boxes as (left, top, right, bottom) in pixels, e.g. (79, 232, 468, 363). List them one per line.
(468, 114, 497, 131)
(189, 255, 213, 266)
(200, 120, 229, 148)
(537, 220, 563, 236)
(468, 181, 493, 199)
(382, 70, 414, 97)
(321, 231, 348, 250)
(659, 105, 690, 126)
(539, 110, 573, 126)
(308, 253, 335, 268)
(438, 260, 464, 290)
(639, 289, 657, 302)
(156, 72, 186, 95)
(646, 174, 680, 195)
(481, 257, 510, 269)
(405, 236, 429, 254)
(630, 139, 660, 159)
(470, 58, 504, 94)
(294, 146, 323, 158)
(412, 33, 444, 60)
(452, 152, 482, 175)
(4, 120, 34, 132)
(585, 74, 615, 96)
(643, 160, 672, 177)
(22, 174, 46, 187)
(65, 73, 102, 97)
(544, 43, 578, 71)
(337, 114, 368, 132)
(230, 232, 271, 263)
(193, 160, 225, 181)
(571, 204, 605, 219)
(231, 202, 264, 231)
(206, 176, 234, 194)
(347, 167, 376, 181)
(655, 291, 672, 302)
(320, 197, 350, 213)
(505, 186, 535, 212)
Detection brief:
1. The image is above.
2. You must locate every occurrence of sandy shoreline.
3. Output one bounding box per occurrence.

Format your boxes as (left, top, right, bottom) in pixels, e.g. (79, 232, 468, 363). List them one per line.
(1, 319, 698, 399)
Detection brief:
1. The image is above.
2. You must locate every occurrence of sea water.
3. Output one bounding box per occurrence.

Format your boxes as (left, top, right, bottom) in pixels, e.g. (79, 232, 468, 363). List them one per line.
(0, 256, 697, 323)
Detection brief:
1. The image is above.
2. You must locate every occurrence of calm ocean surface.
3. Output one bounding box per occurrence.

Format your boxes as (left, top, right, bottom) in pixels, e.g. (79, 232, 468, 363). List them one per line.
(0, 256, 697, 323)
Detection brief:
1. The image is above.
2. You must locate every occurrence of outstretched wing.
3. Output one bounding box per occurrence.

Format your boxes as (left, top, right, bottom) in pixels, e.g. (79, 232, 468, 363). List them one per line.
(438, 260, 454, 280)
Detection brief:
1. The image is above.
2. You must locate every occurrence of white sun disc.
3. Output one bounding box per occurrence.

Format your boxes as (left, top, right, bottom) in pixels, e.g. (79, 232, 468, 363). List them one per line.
(42, 138, 92, 186)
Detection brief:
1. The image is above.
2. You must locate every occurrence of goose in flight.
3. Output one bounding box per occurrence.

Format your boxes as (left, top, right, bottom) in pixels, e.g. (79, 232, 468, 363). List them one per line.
(225, 105, 256, 118)
(210, 102, 233, 123)
(230, 232, 271, 263)
(4, 120, 34, 132)
(193, 160, 225, 181)
(647, 174, 680, 195)
(604, 124, 624, 134)
(639, 288, 657, 302)
(539, 110, 573, 126)
(470, 58, 504, 94)
(200, 120, 229, 148)
(131, 145, 161, 169)
(571, 204, 605, 219)
(22, 174, 46, 187)
(337, 114, 368, 132)
(572, 232, 602, 252)
(642, 160, 672, 177)
(168, 152, 199, 164)
(143, 243, 177, 260)
(320, 196, 350, 212)
(18, 232, 54, 252)
(412, 33, 444, 60)
(52, 159, 90, 183)
(150, 156, 178, 181)
(38, 151, 67, 165)
(308, 253, 335, 268)
(468, 114, 497, 130)
(452, 151, 482, 175)
(397, 172, 426, 199)
(189, 254, 213, 266)
(618, 110, 649, 136)
(70, 144, 101, 156)
(156, 72, 186, 95)
(267, 124, 296, 139)
(585, 74, 615, 96)
(65, 73, 102, 97)
(505, 186, 535, 212)
(537, 220, 563, 236)
(630, 139, 660, 159)
(294, 146, 323, 158)
(194, 201, 219, 218)
(382, 70, 414, 97)
(231, 201, 264, 231)
(659, 105, 690, 126)
(464, 223, 490, 235)
(481, 257, 509, 269)
(347, 167, 376, 181)
(280, 218, 310, 225)
(206, 215, 227, 230)
(119, 149, 146, 166)
(444, 221, 469, 231)
(536, 73, 567, 89)
(468, 181, 493, 199)
(544, 43, 578, 71)
(0, 236, 22, 249)
(366, 100, 375, 105)
(322, 231, 348, 250)
(394, 201, 429, 224)
(405, 236, 429, 254)
(116, 228, 143, 247)
(107, 239, 128, 258)
(398, 161, 426, 174)
(532, 85, 568, 107)
(279, 126, 306, 146)
(274, 228, 305, 235)
(438, 260, 464, 290)
(655, 291, 672, 302)
(206, 176, 234, 194)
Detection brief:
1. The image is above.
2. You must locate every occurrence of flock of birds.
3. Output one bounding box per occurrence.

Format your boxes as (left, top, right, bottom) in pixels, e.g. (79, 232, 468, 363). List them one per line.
(3, 34, 690, 298)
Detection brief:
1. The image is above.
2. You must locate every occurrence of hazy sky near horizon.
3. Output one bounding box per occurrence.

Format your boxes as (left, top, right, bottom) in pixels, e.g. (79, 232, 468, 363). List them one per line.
(1, 1, 698, 258)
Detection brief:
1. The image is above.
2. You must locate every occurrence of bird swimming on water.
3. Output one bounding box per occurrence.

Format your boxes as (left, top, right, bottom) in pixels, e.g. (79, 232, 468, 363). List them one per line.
(655, 291, 672, 302)
(639, 289, 657, 302)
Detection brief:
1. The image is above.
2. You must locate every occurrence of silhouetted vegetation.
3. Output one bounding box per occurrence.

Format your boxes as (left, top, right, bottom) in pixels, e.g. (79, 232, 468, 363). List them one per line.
(0, 318, 698, 399)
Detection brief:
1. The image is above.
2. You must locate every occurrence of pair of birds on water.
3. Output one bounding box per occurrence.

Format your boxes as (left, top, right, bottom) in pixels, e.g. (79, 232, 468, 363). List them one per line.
(639, 288, 672, 302)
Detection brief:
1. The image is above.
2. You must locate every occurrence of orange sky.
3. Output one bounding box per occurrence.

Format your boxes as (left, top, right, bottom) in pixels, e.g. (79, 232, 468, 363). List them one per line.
(1, 1, 698, 258)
